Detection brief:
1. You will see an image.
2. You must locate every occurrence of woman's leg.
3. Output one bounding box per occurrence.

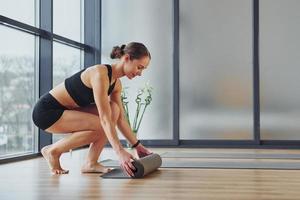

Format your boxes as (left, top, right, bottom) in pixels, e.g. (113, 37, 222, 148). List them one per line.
(80, 132, 109, 173)
(81, 102, 120, 173)
(42, 102, 119, 174)
(41, 130, 101, 174)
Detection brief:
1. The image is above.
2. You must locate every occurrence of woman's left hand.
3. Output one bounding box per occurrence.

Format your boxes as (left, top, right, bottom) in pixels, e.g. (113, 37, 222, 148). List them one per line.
(135, 143, 152, 158)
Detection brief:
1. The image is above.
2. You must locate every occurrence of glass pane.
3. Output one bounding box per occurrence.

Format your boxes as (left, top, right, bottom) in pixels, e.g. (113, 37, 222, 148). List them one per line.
(180, 0, 253, 140)
(0, 25, 36, 158)
(0, 0, 36, 26)
(52, 42, 82, 142)
(260, 0, 300, 140)
(102, 0, 173, 139)
(53, 0, 83, 42)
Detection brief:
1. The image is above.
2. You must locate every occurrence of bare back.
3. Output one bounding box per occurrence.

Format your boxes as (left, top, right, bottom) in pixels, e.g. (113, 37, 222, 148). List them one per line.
(49, 64, 117, 109)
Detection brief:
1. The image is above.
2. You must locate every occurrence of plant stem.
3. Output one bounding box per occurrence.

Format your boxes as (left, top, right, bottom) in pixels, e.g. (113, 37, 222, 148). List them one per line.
(133, 102, 140, 131)
(124, 104, 131, 128)
(136, 104, 148, 132)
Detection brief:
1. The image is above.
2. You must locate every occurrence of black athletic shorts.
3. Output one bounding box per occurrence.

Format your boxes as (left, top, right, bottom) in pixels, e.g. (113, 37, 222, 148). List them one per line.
(32, 93, 68, 130)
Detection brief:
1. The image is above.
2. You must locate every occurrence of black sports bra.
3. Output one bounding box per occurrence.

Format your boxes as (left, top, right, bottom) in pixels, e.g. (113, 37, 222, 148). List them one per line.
(64, 64, 117, 107)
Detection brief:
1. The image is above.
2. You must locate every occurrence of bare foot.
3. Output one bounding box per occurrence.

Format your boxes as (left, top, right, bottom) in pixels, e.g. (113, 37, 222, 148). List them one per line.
(81, 162, 112, 173)
(41, 145, 69, 175)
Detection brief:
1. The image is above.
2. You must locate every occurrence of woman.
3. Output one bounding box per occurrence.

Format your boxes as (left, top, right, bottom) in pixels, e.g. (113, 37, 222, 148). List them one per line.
(32, 42, 152, 176)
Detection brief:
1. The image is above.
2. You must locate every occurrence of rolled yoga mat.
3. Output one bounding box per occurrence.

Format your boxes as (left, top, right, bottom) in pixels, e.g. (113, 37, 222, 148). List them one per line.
(101, 153, 162, 179)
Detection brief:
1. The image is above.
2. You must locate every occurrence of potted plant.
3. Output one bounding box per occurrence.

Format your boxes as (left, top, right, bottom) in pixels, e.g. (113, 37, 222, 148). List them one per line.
(121, 82, 153, 148)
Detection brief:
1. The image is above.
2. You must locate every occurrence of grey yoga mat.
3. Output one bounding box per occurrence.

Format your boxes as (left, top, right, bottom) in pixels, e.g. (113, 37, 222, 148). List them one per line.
(160, 152, 300, 160)
(101, 153, 162, 179)
(101, 158, 300, 170)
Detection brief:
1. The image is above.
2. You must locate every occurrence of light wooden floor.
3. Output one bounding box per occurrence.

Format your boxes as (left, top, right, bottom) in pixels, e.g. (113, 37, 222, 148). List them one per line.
(1, 148, 300, 200)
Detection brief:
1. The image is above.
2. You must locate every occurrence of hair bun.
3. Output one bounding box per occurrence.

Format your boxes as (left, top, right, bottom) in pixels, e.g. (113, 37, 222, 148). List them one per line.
(120, 44, 126, 50)
(110, 45, 124, 59)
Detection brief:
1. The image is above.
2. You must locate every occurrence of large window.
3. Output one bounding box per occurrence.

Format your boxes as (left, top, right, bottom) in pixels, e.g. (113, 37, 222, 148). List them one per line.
(102, 0, 173, 139)
(0, 25, 37, 158)
(0, 0, 88, 161)
(179, 0, 253, 140)
(260, 0, 300, 140)
(2, 0, 300, 160)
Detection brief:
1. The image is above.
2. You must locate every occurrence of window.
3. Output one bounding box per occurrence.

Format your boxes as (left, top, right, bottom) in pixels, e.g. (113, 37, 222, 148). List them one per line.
(260, 0, 300, 140)
(102, 0, 173, 139)
(179, 0, 253, 140)
(53, 0, 83, 42)
(0, 0, 37, 26)
(0, 25, 37, 158)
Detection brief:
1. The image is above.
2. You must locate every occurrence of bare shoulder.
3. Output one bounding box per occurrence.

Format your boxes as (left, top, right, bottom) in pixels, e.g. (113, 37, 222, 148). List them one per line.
(86, 64, 107, 76)
(82, 64, 109, 87)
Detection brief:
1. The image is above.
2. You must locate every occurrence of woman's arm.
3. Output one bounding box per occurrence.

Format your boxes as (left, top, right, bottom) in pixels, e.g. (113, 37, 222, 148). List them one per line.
(91, 70, 123, 152)
(90, 68, 135, 176)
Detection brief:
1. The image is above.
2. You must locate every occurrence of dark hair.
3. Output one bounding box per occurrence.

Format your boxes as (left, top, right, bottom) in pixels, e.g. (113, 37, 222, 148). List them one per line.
(110, 42, 151, 60)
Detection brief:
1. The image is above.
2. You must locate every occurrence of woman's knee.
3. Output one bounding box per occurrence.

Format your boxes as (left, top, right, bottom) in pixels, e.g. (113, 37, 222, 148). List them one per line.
(93, 130, 108, 143)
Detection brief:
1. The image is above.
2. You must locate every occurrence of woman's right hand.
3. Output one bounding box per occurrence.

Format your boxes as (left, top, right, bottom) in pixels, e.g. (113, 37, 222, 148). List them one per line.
(117, 149, 136, 177)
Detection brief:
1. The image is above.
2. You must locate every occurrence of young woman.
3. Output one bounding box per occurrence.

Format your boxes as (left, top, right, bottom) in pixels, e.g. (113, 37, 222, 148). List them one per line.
(32, 42, 152, 176)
